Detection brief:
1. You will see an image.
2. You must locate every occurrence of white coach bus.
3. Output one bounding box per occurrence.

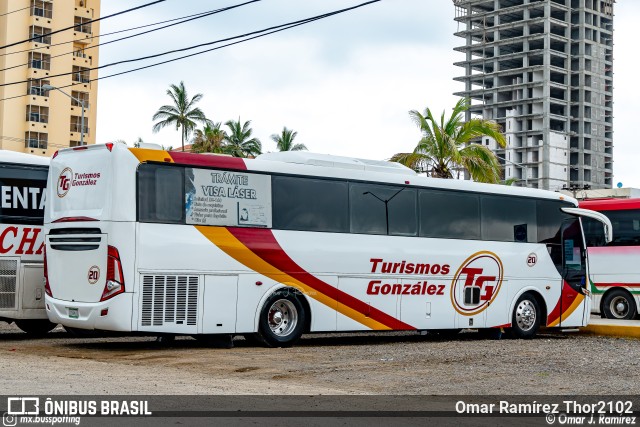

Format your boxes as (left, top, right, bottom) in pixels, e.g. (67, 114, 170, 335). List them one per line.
(0, 150, 55, 335)
(43, 144, 611, 346)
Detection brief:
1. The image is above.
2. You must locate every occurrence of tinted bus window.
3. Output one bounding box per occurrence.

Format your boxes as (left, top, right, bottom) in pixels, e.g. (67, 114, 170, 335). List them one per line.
(350, 183, 417, 236)
(603, 210, 640, 246)
(582, 217, 607, 247)
(138, 164, 185, 224)
(419, 190, 480, 239)
(481, 196, 536, 242)
(273, 176, 348, 233)
(0, 164, 47, 225)
(537, 200, 572, 244)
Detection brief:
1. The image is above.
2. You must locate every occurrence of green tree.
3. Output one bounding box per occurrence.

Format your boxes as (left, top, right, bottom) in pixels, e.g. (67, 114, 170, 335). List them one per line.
(271, 127, 307, 151)
(391, 98, 506, 183)
(191, 123, 228, 154)
(224, 118, 262, 158)
(152, 81, 209, 152)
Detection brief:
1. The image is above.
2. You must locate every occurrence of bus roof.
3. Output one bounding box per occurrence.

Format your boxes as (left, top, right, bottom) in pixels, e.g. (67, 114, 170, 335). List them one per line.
(69, 144, 576, 205)
(579, 198, 640, 211)
(0, 150, 49, 166)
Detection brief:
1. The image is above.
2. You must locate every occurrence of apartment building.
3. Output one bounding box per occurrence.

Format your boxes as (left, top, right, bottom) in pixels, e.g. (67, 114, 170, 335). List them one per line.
(453, 0, 614, 190)
(0, 0, 100, 157)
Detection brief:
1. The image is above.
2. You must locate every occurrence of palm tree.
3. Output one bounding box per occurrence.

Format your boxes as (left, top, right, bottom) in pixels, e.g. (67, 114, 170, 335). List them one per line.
(391, 98, 506, 184)
(271, 127, 307, 151)
(224, 118, 262, 158)
(152, 81, 209, 152)
(191, 123, 228, 154)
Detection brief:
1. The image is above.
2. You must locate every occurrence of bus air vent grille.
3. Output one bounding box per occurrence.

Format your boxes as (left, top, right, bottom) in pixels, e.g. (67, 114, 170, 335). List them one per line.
(141, 275, 199, 327)
(0, 259, 18, 309)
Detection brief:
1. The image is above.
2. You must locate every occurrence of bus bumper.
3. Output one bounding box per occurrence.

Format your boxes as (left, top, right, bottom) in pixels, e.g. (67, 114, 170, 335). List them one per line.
(45, 293, 133, 332)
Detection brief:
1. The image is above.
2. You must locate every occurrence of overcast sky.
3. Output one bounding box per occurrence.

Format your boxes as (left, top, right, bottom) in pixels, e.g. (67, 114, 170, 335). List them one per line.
(96, 0, 640, 189)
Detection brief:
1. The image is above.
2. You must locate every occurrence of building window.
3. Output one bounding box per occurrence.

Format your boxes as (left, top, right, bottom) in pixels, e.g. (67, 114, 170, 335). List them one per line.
(70, 140, 87, 147)
(30, 0, 52, 18)
(72, 66, 90, 83)
(70, 116, 89, 134)
(29, 52, 51, 70)
(74, 16, 92, 34)
(29, 25, 51, 44)
(71, 91, 90, 108)
(27, 79, 50, 97)
(73, 43, 87, 58)
(24, 132, 48, 149)
(26, 105, 49, 123)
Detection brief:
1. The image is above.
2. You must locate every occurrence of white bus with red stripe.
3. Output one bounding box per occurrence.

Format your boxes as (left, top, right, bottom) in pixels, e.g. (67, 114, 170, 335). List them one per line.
(0, 150, 55, 335)
(43, 144, 611, 346)
(580, 198, 640, 319)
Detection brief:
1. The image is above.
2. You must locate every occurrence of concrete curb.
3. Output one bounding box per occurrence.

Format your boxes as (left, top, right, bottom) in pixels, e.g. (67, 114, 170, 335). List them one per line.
(579, 320, 640, 339)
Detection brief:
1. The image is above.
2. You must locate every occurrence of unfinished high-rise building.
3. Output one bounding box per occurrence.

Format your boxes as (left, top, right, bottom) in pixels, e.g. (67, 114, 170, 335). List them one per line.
(453, 0, 614, 190)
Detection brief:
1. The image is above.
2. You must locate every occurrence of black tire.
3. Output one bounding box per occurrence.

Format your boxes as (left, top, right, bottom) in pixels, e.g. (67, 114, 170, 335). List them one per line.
(14, 319, 56, 336)
(257, 289, 306, 348)
(507, 293, 541, 339)
(602, 289, 637, 320)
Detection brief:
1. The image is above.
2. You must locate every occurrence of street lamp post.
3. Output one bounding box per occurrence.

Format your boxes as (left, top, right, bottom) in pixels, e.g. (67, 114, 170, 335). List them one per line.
(363, 188, 405, 235)
(496, 154, 528, 187)
(42, 84, 86, 146)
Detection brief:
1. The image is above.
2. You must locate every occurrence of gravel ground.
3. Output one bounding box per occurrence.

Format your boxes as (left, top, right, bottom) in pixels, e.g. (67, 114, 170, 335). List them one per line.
(0, 321, 638, 396)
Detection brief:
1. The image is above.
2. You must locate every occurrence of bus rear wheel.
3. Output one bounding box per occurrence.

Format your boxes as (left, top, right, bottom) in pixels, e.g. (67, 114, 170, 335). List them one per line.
(508, 293, 540, 339)
(602, 289, 637, 320)
(257, 289, 306, 348)
(15, 320, 56, 336)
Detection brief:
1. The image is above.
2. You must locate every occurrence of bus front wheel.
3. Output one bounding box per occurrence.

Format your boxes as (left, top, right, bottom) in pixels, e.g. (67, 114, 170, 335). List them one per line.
(257, 289, 306, 348)
(508, 293, 541, 339)
(602, 289, 637, 320)
(15, 319, 56, 336)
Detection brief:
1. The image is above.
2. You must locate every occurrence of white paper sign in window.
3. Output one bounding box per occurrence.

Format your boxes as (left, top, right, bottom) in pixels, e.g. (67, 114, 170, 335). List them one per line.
(185, 168, 272, 227)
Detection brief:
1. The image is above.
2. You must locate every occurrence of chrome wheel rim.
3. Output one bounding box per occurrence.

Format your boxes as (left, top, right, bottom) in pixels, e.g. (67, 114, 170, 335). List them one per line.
(610, 296, 630, 319)
(268, 299, 298, 337)
(515, 299, 536, 332)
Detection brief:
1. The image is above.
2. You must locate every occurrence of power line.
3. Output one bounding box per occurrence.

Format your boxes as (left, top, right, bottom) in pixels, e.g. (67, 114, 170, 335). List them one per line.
(0, 0, 167, 51)
(0, 5, 30, 18)
(0, 0, 381, 103)
(0, 1, 261, 73)
(0, 9, 216, 58)
(0, 0, 379, 89)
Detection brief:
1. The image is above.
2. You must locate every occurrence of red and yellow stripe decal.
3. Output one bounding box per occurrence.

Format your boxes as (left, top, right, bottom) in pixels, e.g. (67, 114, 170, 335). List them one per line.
(547, 281, 585, 327)
(129, 148, 248, 170)
(196, 226, 416, 331)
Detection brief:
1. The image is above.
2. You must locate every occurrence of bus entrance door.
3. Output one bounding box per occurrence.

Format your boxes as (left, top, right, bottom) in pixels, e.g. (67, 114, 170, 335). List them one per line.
(558, 219, 589, 327)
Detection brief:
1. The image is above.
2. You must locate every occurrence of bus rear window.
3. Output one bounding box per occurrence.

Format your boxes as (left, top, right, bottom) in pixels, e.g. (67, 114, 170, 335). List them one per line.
(0, 164, 47, 225)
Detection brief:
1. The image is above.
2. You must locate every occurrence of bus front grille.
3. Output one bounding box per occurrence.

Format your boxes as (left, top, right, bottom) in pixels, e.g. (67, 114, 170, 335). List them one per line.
(0, 260, 18, 310)
(141, 275, 199, 328)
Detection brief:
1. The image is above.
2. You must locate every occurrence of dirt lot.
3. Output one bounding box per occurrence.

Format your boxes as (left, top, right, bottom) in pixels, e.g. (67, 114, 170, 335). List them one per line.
(1, 321, 639, 396)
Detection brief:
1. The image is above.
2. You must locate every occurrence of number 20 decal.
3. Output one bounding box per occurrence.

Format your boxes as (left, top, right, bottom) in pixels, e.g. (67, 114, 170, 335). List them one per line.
(88, 266, 100, 284)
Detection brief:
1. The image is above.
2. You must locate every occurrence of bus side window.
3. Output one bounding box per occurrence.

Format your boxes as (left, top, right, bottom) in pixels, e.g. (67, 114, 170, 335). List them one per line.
(137, 164, 185, 224)
(581, 217, 606, 247)
(350, 183, 417, 236)
(272, 176, 349, 233)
